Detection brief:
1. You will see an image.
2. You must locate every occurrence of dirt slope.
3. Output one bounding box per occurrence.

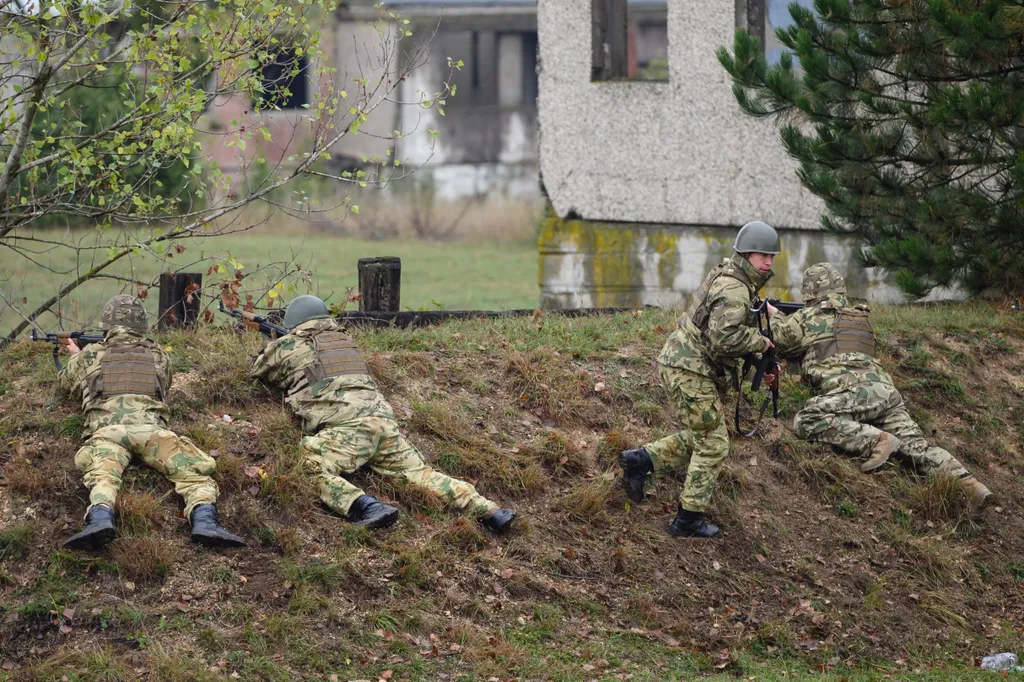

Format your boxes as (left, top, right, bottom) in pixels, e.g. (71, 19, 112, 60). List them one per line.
(1, 304, 1022, 680)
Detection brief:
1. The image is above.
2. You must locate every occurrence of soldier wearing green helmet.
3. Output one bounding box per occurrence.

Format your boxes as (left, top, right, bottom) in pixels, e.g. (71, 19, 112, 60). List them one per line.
(618, 221, 784, 538)
(771, 263, 993, 513)
(250, 295, 517, 533)
(57, 295, 245, 550)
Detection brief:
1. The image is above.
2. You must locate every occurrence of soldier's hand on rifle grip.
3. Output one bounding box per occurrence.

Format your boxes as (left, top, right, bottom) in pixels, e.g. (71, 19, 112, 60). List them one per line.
(762, 336, 775, 351)
(65, 338, 81, 354)
(765, 301, 779, 318)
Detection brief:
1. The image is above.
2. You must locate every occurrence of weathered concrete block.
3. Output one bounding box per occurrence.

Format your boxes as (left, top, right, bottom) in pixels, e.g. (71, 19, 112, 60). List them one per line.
(538, 215, 904, 309)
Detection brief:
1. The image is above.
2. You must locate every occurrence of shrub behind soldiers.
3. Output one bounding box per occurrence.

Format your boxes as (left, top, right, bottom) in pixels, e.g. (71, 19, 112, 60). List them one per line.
(772, 263, 993, 512)
(58, 296, 245, 550)
(250, 295, 516, 533)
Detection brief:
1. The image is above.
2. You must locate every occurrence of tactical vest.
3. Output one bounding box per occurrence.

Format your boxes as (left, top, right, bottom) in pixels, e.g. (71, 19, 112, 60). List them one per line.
(87, 343, 165, 401)
(295, 324, 369, 389)
(687, 260, 756, 332)
(807, 307, 876, 362)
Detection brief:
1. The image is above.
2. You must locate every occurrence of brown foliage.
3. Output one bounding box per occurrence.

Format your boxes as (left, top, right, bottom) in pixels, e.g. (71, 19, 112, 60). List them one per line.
(111, 536, 179, 582)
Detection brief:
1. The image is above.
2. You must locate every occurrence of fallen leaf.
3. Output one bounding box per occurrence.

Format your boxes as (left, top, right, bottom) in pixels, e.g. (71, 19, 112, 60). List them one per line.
(712, 561, 722, 571)
(594, 382, 608, 394)
(62, 608, 75, 620)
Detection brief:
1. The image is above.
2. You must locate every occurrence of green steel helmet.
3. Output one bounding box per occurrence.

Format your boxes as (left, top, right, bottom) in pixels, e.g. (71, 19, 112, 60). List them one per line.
(100, 295, 148, 332)
(734, 220, 782, 255)
(283, 295, 331, 328)
(801, 262, 847, 302)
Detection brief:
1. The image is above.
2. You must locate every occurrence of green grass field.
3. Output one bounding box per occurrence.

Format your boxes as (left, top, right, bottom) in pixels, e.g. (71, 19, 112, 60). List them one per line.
(1, 227, 539, 336)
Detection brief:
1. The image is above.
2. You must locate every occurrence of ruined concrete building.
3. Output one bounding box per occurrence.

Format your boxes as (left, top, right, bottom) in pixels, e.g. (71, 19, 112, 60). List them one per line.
(205, 0, 671, 204)
(537, 0, 901, 308)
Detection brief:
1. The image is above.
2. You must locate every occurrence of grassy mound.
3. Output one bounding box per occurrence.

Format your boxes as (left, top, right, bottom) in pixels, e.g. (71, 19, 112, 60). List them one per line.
(1, 303, 1023, 681)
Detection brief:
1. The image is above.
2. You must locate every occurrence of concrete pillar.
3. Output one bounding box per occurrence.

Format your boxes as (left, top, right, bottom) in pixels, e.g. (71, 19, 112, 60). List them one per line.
(497, 33, 524, 107)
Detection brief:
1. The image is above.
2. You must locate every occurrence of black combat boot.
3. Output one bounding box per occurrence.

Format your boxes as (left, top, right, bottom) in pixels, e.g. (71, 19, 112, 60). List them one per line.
(62, 504, 116, 551)
(668, 507, 720, 538)
(618, 447, 654, 502)
(480, 508, 517, 534)
(346, 495, 399, 530)
(189, 504, 246, 548)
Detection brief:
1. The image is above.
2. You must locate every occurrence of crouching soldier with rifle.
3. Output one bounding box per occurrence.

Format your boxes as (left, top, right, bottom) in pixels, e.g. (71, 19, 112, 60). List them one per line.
(771, 263, 993, 512)
(57, 296, 245, 550)
(618, 221, 784, 538)
(248, 296, 517, 533)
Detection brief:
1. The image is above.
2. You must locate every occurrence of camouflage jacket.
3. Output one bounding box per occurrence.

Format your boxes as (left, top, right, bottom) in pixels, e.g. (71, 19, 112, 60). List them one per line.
(56, 327, 172, 436)
(657, 254, 773, 384)
(249, 318, 393, 434)
(772, 292, 894, 392)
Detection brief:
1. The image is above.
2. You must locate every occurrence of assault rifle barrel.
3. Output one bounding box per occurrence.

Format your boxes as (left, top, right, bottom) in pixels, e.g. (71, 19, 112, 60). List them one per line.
(755, 298, 804, 315)
(217, 300, 290, 338)
(30, 330, 106, 370)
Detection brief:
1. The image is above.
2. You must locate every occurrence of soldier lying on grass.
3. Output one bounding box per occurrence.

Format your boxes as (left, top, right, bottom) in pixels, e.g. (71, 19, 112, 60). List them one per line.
(249, 295, 516, 533)
(772, 263, 993, 513)
(58, 296, 246, 550)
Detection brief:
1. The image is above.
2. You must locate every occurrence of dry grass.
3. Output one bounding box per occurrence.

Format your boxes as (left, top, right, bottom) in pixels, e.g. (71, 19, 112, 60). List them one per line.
(259, 444, 315, 515)
(409, 398, 550, 498)
(115, 492, 161, 536)
(4, 456, 50, 497)
(503, 347, 601, 427)
(594, 431, 632, 465)
(364, 354, 404, 393)
(520, 430, 590, 476)
(554, 474, 616, 524)
(111, 536, 179, 582)
(212, 450, 247, 491)
(908, 475, 970, 523)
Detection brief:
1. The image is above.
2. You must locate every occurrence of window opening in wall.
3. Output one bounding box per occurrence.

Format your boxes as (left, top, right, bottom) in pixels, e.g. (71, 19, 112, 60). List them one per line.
(447, 30, 498, 108)
(256, 48, 309, 110)
(521, 31, 539, 106)
(739, 0, 815, 67)
(591, 0, 668, 82)
(470, 31, 481, 92)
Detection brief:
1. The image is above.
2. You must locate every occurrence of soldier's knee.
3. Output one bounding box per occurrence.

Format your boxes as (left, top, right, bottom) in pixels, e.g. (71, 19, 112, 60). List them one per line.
(793, 410, 824, 439)
(192, 456, 216, 477)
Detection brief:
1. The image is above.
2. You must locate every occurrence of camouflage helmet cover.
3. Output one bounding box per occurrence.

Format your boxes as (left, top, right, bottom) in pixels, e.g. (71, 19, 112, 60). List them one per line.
(801, 262, 847, 302)
(734, 220, 782, 254)
(283, 295, 331, 328)
(100, 295, 148, 332)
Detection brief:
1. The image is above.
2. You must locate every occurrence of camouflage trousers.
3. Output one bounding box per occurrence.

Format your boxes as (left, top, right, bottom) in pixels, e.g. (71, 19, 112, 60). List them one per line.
(643, 365, 730, 513)
(793, 381, 968, 478)
(301, 417, 499, 518)
(74, 424, 219, 520)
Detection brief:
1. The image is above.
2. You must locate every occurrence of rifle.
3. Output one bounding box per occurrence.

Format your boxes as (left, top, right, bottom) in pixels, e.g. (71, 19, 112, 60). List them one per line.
(218, 300, 289, 339)
(31, 330, 106, 370)
(764, 298, 804, 316)
(735, 298, 802, 436)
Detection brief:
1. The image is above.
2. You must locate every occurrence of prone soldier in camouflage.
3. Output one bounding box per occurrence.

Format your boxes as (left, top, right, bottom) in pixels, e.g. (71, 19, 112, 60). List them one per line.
(619, 221, 784, 538)
(58, 296, 245, 550)
(249, 295, 516, 533)
(771, 263, 993, 511)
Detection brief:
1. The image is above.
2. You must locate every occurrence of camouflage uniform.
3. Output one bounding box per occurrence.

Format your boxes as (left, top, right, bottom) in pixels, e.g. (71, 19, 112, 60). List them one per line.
(250, 319, 499, 517)
(642, 254, 773, 512)
(772, 285, 969, 479)
(58, 327, 219, 518)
